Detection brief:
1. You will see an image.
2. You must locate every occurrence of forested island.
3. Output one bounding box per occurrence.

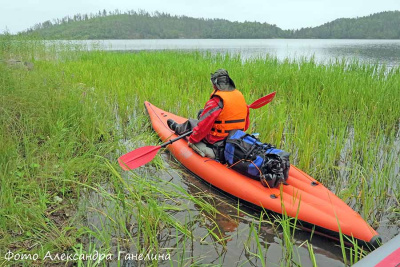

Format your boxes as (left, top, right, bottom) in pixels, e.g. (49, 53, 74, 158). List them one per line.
(19, 10, 400, 39)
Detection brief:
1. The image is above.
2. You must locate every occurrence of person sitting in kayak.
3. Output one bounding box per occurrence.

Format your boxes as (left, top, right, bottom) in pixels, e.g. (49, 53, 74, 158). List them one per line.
(167, 69, 249, 160)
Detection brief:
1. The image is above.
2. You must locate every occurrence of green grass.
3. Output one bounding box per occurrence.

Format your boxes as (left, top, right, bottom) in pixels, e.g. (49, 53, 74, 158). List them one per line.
(1, 36, 399, 266)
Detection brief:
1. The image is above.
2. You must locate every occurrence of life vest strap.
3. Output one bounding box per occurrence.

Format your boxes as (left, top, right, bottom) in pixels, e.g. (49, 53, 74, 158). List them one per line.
(214, 119, 245, 124)
(211, 128, 244, 133)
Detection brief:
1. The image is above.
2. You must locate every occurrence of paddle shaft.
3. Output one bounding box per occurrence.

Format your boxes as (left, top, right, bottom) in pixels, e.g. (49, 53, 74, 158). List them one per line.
(160, 130, 193, 148)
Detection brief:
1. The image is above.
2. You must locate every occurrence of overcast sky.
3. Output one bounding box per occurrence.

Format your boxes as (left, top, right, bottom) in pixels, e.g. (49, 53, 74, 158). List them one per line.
(1, 0, 399, 33)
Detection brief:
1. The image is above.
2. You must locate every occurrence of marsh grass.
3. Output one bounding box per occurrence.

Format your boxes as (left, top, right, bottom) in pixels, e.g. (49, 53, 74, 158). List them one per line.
(1, 36, 399, 265)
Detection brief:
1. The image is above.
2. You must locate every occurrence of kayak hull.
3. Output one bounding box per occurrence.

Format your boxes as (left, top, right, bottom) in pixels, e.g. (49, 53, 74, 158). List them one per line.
(144, 101, 380, 248)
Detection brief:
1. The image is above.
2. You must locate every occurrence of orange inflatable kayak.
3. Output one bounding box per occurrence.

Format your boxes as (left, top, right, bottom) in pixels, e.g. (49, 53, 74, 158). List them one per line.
(144, 101, 381, 248)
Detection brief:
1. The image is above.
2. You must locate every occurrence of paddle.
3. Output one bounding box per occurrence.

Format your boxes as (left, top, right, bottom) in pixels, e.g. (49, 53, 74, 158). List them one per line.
(248, 91, 276, 109)
(119, 130, 193, 170)
(119, 91, 276, 170)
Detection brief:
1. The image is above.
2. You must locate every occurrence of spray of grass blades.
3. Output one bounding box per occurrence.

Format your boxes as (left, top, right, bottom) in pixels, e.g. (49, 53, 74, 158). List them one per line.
(1, 35, 399, 266)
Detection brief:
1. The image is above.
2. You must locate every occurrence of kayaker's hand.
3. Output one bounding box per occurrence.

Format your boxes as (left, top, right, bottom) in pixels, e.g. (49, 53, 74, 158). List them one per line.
(188, 142, 194, 148)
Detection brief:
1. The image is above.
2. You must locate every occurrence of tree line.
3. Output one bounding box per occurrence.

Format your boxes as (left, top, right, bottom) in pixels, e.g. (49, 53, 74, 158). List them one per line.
(22, 10, 400, 39)
(291, 11, 400, 39)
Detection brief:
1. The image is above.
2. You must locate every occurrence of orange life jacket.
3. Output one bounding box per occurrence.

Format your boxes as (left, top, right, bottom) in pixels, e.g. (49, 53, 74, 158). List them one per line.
(210, 89, 247, 138)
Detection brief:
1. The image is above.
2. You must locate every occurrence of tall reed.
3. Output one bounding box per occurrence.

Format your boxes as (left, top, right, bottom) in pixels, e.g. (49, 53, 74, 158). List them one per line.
(1, 36, 399, 265)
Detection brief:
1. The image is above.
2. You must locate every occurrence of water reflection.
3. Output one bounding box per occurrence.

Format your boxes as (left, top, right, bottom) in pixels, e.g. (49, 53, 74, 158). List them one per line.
(324, 42, 400, 66)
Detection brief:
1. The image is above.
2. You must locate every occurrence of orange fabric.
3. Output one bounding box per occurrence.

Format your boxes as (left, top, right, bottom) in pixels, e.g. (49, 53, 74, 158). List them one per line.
(210, 89, 248, 138)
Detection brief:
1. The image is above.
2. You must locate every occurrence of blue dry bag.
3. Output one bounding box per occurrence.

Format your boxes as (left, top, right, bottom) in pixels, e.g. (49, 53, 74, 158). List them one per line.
(224, 130, 290, 188)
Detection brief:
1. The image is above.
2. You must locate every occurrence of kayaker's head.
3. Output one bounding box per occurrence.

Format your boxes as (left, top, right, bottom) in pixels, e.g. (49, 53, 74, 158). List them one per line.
(210, 69, 236, 91)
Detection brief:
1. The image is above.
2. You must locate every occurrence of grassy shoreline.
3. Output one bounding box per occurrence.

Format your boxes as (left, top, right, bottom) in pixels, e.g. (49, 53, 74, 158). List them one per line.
(1, 36, 399, 266)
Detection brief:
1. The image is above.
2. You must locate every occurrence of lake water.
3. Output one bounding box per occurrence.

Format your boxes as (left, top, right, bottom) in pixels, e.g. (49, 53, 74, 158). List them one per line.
(61, 39, 400, 67)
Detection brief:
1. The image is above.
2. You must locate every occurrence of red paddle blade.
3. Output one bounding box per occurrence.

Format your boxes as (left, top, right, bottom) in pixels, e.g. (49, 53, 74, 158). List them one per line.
(118, 145, 161, 170)
(248, 91, 276, 109)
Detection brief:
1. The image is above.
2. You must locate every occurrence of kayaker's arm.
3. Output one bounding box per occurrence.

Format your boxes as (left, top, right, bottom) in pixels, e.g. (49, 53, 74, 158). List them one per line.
(188, 97, 222, 144)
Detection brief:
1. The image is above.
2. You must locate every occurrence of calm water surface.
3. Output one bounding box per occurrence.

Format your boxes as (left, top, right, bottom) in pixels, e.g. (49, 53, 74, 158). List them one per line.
(60, 39, 400, 67)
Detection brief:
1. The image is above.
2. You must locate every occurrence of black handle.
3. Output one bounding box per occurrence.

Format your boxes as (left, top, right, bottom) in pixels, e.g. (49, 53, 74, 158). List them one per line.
(161, 130, 193, 148)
